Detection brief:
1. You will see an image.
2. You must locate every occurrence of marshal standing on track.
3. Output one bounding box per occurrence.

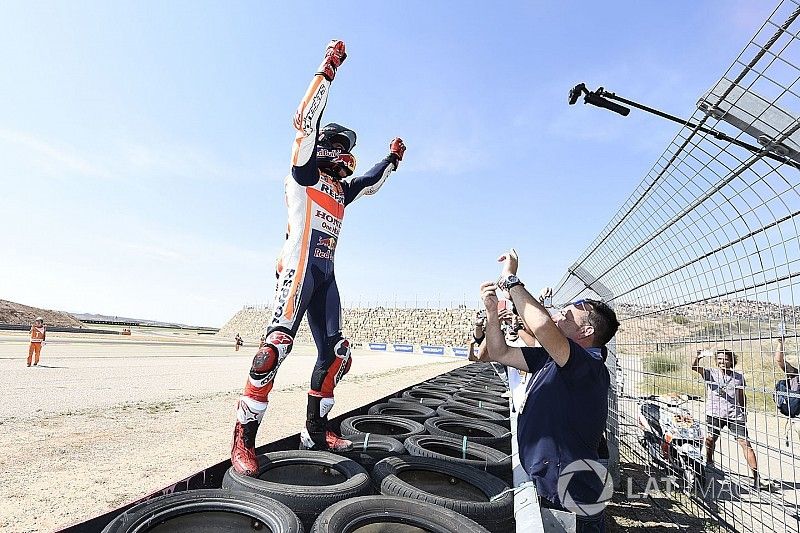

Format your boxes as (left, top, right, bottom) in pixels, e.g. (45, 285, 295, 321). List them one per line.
(231, 40, 407, 476)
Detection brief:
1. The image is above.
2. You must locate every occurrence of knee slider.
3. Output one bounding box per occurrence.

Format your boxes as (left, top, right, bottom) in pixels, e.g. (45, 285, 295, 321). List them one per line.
(250, 346, 279, 375)
(250, 331, 294, 378)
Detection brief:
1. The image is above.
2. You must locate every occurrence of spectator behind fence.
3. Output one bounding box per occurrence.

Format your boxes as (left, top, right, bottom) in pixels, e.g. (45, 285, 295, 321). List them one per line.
(774, 335, 800, 441)
(477, 249, 619, 533)
(691, 348, 773, 491)
(235, 333, 243, 352)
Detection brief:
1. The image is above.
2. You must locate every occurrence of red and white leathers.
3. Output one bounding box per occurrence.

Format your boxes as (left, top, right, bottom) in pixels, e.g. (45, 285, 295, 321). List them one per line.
(232, 44, 400, 475)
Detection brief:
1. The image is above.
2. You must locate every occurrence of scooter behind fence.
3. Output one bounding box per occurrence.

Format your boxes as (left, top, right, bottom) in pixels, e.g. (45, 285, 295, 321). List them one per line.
(636, 394, 707, 493)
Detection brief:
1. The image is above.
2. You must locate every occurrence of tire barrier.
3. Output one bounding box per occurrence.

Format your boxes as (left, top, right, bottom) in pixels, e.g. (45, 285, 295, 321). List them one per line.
(411, 383, 460, 395)
(430, 376, 467, 387)
(453, 390, 508, 406)
(401, 389, 452, 404)
(367, 401, 436, 424)
(335, 433, 406, 471)
(311, 495, 491, 533)
(387, 395, 446, 408)
(340, 414, 427, 442)
(222, 450, 371, 531)
(424, 416, 511, 453)
(436, 401, 510, 428)
(372, 455, 514, 533)
(449, 395, 510, 415)
(101, 489, 302, 533)
(404, 434, 511, 480)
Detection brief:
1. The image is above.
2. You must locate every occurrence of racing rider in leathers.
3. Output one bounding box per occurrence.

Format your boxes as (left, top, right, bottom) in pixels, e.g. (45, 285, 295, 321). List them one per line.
(231, 40, 407, 476)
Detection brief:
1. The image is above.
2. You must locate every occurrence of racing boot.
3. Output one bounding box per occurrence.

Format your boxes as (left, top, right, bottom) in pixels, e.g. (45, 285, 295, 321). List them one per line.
(320, 395, 353, 452)
(317, 40, 347, 81)
(231, 420, 259, 476)
(325, 429, 353, 452)
(300, 394, 330, 450)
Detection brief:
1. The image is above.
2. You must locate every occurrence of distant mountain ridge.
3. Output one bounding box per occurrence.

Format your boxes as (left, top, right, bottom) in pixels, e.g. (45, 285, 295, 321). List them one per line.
(0, 299, 84, 327)
(71, 312, 215, 330)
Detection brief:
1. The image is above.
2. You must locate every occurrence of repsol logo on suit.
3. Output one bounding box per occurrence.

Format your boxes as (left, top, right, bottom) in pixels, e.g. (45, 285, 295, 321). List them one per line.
(320, 182, 345, 204)
(272, 269, 296, 320)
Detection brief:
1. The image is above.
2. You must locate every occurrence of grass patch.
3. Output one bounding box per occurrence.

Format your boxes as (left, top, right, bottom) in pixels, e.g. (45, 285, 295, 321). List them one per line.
(672, 314, 690, 325)
(644, 354, 680, 374)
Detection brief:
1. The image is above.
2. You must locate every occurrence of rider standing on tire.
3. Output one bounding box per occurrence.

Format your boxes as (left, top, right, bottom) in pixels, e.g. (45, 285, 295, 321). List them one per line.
(231, 40, 407, 476)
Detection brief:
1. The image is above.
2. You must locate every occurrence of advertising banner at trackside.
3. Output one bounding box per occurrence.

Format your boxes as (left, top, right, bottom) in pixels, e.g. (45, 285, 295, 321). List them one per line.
(393, 344, 414, 353)
(452, 347, 469, 357)
(421, 345, 445, 355)
(368, 343, 388, 351)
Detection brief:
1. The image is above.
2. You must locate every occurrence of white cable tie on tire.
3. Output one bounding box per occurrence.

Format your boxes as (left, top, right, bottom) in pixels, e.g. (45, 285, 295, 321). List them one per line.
(363, 433, 370, 452)
(490, 482, 533, 502)
(461, 436, 468, 460)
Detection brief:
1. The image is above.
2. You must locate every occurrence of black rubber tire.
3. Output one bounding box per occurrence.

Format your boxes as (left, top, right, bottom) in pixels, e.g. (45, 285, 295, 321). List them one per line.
(101, 488, 302, 533)
(412, 383, 460, 395)
(404, 434, 511, 480)
(311, 495, 491, 533)
(453, 390, 508, 406)
(340, 414, 426, 442)
(466, 380, 507, 393)
(402, 389, 452, 403)
(431, 375, 468, 384)
(424, 416, 512, 453)
(429, 376, 467, 386)
(335, 433, 406, 471)
(449, 394, 510, 414)
(368, 401, 436, 423)
(373, 455, 513, 533)
(437, 402, 510, 428)
(388, 396, 445, 408)
(222, 450, 371, 531)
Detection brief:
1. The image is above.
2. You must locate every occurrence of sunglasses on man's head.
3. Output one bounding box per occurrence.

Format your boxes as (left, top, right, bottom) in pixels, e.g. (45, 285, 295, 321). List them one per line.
(571, 299, 593, 312)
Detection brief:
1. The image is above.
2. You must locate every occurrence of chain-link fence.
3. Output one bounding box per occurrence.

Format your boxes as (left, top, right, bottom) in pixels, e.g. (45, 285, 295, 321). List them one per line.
(553, 1, 800, 531)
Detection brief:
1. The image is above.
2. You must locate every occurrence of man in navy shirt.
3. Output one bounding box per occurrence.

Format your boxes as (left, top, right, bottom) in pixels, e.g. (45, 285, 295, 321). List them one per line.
(478, 249, 619, 532)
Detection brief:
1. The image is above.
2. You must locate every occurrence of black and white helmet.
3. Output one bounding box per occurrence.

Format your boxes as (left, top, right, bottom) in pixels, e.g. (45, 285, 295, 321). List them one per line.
(318, 123, 357, 152)
(317, 123, 357, 178)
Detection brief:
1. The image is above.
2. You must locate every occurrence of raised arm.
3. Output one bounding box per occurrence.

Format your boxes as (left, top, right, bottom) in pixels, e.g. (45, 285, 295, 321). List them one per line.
(343, 139, 406, 205)
(479, 281, 529, 371)
(690, 350, 707, 376)
(496, 250, 572, 367)
(775, 337, 799, 375)
(290, 41, 347, 187)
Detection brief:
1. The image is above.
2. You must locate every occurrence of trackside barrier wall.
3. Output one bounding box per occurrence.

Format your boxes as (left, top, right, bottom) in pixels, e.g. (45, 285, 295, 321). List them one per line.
(552, 2, 800, 531)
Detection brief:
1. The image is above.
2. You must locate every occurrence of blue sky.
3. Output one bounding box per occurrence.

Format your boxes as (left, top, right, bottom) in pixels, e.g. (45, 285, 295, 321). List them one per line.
(0, 1, 777, 326)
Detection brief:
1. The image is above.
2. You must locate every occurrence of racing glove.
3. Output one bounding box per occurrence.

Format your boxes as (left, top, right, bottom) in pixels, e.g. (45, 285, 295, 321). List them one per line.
(389, 137, 406, 167)
(317, 40, 347, 81)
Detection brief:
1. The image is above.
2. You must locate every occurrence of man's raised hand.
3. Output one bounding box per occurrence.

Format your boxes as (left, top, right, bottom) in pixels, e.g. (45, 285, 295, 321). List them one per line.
(480, 281, 499, 312)
(497, 248, 519, 277)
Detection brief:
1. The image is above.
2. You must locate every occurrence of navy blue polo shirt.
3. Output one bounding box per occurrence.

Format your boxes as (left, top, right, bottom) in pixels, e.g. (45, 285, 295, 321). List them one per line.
(518, 339, 609, 506)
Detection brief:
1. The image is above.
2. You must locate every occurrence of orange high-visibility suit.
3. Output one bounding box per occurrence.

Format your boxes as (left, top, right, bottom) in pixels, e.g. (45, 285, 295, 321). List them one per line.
(28, 324, 46, 366)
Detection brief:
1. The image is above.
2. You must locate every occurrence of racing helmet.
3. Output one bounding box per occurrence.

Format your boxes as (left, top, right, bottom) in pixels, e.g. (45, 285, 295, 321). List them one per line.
(317, 123, 357, 178)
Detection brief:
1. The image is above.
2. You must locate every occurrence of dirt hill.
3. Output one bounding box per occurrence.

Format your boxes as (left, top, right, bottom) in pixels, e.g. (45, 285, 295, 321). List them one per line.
(0, 299, 84, 328)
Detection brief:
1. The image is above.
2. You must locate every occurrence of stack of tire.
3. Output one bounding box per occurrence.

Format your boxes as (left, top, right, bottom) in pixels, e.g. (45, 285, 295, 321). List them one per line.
(101, 363, 513, 532)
